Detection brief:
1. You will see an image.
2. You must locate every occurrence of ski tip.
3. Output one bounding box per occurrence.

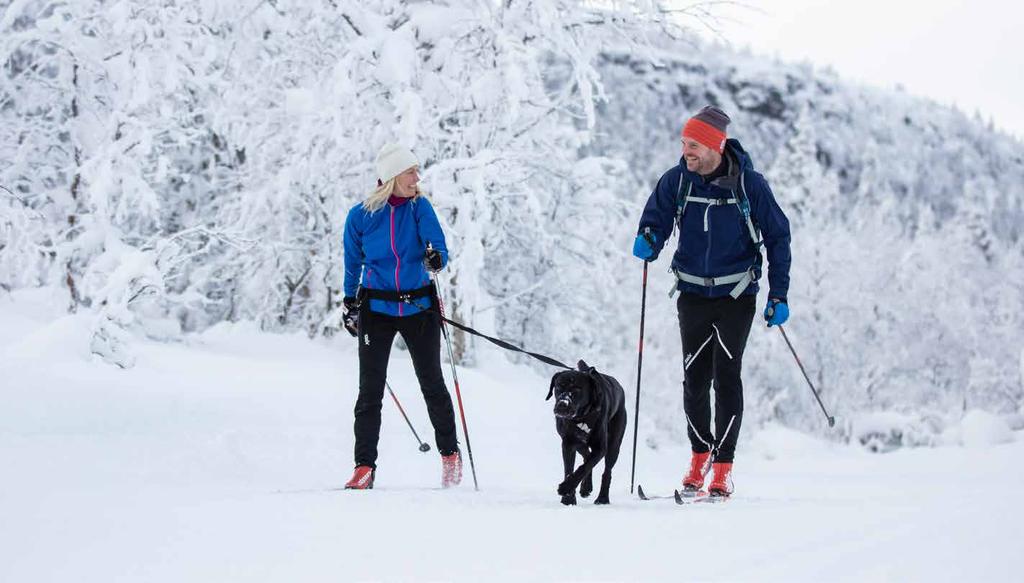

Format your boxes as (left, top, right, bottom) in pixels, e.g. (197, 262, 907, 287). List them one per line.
(637, 484, 649, 500)
(673, 489, 683, 504)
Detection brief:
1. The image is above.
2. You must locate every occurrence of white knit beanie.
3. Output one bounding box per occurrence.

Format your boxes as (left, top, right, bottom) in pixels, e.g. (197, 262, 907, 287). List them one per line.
(375, 143, 418, 182)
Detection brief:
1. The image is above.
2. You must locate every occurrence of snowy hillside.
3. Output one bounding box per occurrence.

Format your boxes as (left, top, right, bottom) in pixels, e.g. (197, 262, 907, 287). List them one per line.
(2, 289, 1022, 582)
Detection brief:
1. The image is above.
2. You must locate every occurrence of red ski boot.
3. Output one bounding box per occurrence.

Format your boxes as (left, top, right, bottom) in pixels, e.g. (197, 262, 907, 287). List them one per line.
(708, 462, 733, 497)
(344, 465, 375, 490)
(441, 451, 462, 488)
(681, 451, 711, 491)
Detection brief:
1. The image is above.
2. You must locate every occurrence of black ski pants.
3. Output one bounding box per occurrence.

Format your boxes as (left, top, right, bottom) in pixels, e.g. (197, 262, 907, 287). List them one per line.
(355, 308, 458, 468)
(677, 292, 756, 463)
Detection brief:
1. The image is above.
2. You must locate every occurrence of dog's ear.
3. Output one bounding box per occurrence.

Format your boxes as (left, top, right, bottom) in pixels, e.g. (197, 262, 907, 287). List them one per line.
(546, 372, 560, 401)
(577, 359, 593, 373)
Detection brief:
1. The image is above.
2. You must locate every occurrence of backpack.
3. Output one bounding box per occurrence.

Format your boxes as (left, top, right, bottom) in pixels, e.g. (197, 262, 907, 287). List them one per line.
(669, 169, 764, 299)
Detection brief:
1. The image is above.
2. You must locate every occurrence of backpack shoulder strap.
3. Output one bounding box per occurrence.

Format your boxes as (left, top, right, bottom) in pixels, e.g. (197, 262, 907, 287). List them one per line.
(675, 174, 693, 231)
(737, 171, 762, 246)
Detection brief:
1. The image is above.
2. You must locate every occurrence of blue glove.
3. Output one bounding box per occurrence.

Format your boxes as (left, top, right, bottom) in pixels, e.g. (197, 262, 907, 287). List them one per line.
(764, 298, 789, 327)
(632, 232, 656, 260)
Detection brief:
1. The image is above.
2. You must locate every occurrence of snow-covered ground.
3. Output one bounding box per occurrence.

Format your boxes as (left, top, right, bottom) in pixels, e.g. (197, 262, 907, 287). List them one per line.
(1, 288, 1021, 582)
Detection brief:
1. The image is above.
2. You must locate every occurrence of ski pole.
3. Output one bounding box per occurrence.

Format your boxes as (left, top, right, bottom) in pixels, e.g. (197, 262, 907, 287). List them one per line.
(776, 325, 835, 427)
(629, 238, 651, 494)
(386, 380, 431, 452)
(427, 244, 479, 491)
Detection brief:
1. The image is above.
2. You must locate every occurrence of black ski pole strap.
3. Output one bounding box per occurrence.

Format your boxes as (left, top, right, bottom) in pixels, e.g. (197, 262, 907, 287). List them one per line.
(403, 294, 573, 371)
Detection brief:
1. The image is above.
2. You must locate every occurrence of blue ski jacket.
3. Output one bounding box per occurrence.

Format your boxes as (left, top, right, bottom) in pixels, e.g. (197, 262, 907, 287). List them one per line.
(637, 138, 792, 300)
(343, 196, 449, 317)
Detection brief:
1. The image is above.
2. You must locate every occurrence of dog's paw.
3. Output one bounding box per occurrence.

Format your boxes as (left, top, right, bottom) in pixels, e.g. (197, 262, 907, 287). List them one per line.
(560, 493, 577, 506)
(580, 476, 593, 498)
(556, 481, 574, 496)
(594, 495, 610, 505)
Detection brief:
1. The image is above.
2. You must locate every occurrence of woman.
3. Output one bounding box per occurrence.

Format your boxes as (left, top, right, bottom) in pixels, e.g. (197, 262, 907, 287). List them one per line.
(341, 143, 461, 490)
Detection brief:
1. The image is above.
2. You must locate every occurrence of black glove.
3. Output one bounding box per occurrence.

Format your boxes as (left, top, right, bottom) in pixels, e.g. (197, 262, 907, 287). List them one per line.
(342, 296, 359, 337)
(424, 248, 443, 273)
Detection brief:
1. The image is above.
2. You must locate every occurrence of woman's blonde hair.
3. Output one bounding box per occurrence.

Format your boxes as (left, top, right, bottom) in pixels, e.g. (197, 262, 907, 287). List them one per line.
(363, 172, 423, 213)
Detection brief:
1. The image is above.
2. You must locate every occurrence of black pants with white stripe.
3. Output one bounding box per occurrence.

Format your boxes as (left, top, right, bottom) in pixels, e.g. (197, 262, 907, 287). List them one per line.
(677, 292, 756, 463)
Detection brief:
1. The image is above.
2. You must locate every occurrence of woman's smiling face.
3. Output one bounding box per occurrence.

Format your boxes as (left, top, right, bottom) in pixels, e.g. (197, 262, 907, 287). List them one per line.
(394, 166, 420, 198)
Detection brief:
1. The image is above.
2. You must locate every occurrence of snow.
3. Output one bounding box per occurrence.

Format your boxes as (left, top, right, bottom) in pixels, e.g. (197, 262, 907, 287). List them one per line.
(955, 410, 1015, 447)
(2, 291, 1022, 582)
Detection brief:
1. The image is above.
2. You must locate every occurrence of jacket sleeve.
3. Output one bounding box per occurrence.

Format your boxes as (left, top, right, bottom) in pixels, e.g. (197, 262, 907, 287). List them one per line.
(415, 197, 449, 269)
(747, 171, 791, 300)
(636, 168, 680, 261)
(343, 206, 363, 297)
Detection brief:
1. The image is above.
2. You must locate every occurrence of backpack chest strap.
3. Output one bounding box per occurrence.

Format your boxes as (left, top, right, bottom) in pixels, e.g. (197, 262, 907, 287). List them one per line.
(686, 196, 740, 232)
(685, 196, 739, 205)
(675, 172, 762, 243)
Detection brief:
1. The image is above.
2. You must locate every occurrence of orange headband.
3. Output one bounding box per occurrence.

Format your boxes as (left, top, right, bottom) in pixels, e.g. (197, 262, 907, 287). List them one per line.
(682, 118, 726, 153)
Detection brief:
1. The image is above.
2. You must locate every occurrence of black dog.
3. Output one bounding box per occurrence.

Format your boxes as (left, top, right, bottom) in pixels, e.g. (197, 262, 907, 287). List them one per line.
(546, 360, 627, 505)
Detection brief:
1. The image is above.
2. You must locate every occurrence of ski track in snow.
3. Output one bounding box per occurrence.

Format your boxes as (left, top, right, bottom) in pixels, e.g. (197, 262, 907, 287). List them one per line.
(1, 290, 1021, 582)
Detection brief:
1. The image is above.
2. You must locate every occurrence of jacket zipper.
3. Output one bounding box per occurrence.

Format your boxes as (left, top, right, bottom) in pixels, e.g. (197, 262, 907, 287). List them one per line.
(389, 206, 403, 316)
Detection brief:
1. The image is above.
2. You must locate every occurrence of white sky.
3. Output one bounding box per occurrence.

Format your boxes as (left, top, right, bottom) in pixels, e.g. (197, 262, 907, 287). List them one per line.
(688, 0, 1024, 139)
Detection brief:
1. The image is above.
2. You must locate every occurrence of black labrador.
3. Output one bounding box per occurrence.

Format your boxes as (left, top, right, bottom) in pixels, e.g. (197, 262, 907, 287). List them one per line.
(546, 360, 627, 505)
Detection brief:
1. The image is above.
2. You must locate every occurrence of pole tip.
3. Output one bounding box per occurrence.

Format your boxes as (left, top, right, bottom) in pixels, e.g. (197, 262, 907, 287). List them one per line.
(828, 416, 836, 428)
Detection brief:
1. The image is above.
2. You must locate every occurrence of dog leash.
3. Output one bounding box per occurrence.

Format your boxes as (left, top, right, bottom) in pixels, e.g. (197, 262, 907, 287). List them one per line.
(361, 287, 575, 371)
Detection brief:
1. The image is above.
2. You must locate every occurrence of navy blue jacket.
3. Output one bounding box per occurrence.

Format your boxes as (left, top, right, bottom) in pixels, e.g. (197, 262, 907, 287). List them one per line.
(637, 139, 791, 299)
(343, 196, 449, 316)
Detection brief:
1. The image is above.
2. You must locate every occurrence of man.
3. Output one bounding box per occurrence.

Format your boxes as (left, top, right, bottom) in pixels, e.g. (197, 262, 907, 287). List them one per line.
(633, 106, 791, 496)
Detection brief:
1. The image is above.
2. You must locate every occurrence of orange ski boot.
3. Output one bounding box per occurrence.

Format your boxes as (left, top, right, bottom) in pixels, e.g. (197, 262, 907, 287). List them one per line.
(708, 462, 733, 497)
(344, 465, 375, 490)
(441, 451, 463, 488)
(681, 451, 712, 492)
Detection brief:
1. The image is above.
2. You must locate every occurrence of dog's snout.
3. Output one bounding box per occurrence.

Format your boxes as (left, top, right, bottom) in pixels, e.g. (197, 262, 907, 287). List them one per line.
(553, 395, 572, 416)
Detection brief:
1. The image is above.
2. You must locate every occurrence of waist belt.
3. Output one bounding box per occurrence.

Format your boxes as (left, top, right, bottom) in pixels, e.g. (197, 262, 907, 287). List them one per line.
(670, 268, 756, 299)
(360, 284, 435, 305)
